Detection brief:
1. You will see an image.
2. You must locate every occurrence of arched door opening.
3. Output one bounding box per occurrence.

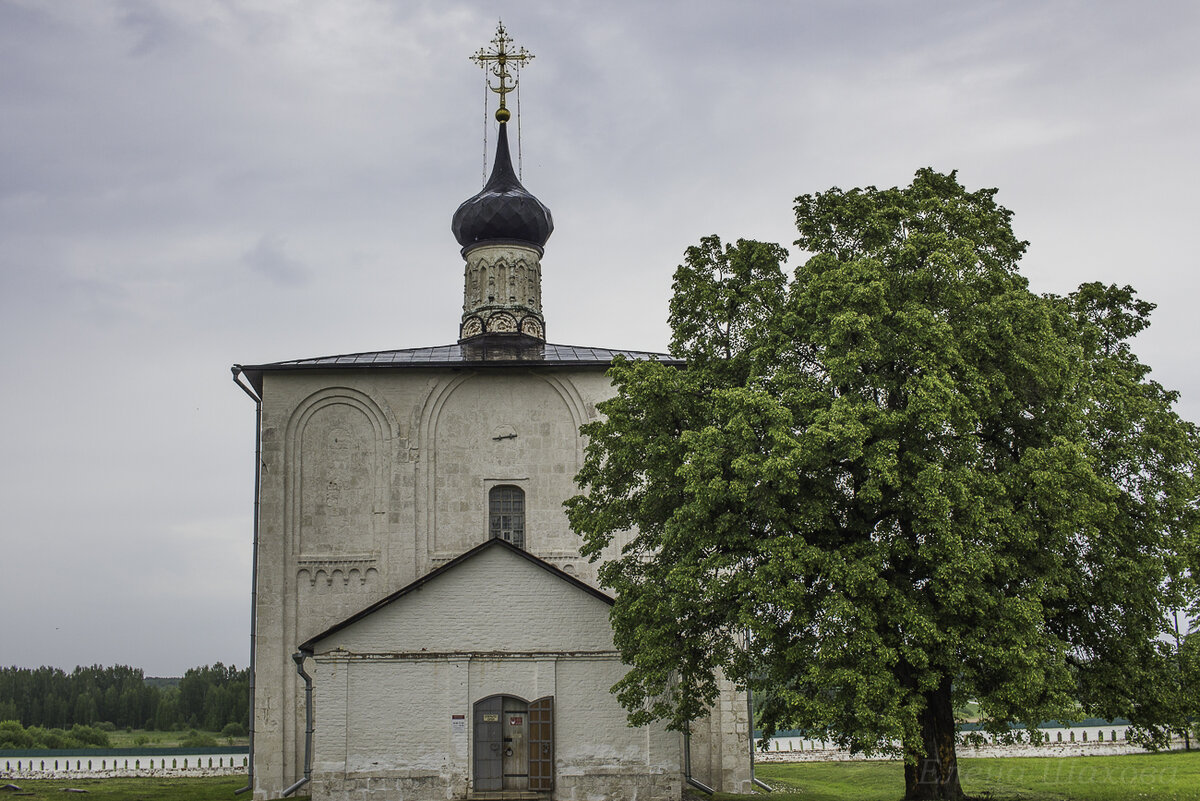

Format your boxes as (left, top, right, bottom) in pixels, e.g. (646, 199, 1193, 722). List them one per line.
(473, 694, 554, 793)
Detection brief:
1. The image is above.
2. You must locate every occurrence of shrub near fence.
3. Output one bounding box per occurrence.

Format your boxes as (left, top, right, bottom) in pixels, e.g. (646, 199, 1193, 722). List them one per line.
(0, 747, 248, 778)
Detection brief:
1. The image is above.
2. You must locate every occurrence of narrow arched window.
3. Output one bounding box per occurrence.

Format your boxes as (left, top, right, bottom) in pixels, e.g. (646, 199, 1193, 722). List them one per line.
(489, 485, 525, 548)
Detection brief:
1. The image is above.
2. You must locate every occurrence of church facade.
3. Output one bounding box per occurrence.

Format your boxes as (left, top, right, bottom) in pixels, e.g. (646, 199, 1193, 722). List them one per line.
(233, 28, 751, 801)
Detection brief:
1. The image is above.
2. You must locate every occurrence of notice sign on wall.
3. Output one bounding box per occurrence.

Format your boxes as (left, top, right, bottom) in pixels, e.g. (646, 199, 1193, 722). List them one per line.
(452, 714, 466, 734)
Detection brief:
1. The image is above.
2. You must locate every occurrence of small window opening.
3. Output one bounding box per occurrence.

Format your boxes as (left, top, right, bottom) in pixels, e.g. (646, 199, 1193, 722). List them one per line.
(490, 486, 525, 548)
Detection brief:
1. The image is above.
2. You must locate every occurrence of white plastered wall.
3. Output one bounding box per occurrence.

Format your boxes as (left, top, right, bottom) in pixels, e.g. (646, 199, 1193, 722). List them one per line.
(308, 544, 681, 801)
(250, 365, 748, 799)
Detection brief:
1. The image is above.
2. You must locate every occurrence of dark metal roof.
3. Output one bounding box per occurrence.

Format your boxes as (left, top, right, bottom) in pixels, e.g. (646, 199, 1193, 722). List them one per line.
(452, 121, 553, 251)
(234, 337, 683, 395)
(298, 538, 614, 653)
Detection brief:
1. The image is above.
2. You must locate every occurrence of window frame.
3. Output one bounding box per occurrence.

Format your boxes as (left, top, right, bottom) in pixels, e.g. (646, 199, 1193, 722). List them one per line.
(488, 484, 526, 549)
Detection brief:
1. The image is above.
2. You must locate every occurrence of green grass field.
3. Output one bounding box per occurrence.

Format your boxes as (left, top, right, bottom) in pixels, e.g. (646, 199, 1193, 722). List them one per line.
(3, 751, 1198, 800)
(101, 730, 248, 749)
(748, 750, 1200, 800)
(0, 776, 262, 801)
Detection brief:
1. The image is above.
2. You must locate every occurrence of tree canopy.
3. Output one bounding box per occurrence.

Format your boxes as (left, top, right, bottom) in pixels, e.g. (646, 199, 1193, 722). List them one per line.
(565, 169, 1199, 800)
(0, 662, 248, 734)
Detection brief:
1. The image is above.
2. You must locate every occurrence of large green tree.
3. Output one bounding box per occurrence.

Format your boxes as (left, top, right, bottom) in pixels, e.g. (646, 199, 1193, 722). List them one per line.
(566, 169, 1199, 800)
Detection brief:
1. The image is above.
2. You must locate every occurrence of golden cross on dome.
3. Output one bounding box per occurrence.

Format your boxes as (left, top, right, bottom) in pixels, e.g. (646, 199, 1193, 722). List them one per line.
(470, 21, 533, 122)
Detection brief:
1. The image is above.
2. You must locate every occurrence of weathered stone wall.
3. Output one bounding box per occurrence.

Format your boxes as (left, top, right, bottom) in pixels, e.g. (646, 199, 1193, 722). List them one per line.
(318, 545, 614, 654)
(253, 368, 603, 798)
(555, 770, 681, 801)
(685, 674, 751, 794)
(310, 773, 453, 801)
(251, 366, 746, 800)
(312, 772, 682, 801)
(306, 545, 680, 801)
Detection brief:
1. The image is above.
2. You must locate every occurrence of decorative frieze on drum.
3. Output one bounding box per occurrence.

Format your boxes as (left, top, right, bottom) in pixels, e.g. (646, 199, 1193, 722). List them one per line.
(460, 243, 545, 341)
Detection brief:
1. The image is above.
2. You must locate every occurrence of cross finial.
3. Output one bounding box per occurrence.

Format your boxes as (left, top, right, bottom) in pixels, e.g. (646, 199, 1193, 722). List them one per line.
(470, 21, 534, 123)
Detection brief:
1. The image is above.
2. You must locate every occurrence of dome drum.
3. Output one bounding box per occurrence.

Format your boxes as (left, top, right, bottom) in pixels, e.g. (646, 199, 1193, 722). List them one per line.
(458, 234, 545, 343)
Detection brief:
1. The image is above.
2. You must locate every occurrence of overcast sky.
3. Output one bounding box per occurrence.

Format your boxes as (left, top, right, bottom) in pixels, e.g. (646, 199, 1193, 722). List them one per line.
(2, 0, 1197, 677)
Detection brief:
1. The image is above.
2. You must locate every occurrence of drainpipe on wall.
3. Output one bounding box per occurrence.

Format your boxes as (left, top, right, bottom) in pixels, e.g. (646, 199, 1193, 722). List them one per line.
(746, 687, 772, 793)
(283, 651, 314, 797)
(232, 366, 261, 796)
(682, 726, 715, 795)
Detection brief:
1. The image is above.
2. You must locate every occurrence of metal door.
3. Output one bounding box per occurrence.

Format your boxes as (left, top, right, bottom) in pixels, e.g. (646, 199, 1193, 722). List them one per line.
(473, 696, 503, 792)
(528, 696, 554, 791)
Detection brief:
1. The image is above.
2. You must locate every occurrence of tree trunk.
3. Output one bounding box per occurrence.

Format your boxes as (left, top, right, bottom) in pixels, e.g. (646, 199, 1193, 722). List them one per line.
(903, 676, 963, 801)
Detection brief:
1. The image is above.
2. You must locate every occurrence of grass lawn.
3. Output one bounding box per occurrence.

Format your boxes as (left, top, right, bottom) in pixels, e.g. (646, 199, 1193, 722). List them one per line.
(102, 731, 248, 749)
(748, 750, 1200, 800)
(3, 752, 1197, 801)
(0, 776, 274, 801)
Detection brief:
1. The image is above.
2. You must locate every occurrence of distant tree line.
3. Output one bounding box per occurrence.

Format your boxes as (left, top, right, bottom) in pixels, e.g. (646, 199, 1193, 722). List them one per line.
(0, 663, 249, 733)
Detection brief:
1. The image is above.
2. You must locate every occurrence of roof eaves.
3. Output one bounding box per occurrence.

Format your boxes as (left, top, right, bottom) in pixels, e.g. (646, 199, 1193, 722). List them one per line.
(234, 342, 685, 379)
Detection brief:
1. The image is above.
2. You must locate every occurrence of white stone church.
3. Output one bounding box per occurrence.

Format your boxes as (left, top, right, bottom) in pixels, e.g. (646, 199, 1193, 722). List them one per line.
(233, 29, 751, 801)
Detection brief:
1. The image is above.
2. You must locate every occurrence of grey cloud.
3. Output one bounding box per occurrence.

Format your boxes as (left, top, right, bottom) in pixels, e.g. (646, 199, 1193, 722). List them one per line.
(2, 0, 1197, 675)
(242, 234, 308, 286)
(119, 0, 186, 58)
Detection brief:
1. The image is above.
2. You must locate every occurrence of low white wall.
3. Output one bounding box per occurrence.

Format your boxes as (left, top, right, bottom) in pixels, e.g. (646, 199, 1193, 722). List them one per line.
(758, 728, 1191, 762)
(0, 752, 249, 779)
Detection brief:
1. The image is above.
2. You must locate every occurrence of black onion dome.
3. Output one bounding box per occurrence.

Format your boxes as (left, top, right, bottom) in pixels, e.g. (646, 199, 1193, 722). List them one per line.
(452, 123, 553, 251)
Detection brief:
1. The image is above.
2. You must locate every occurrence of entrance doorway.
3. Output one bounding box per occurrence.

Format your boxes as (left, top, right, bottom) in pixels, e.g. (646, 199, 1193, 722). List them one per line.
(473, 695, 554, 793)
